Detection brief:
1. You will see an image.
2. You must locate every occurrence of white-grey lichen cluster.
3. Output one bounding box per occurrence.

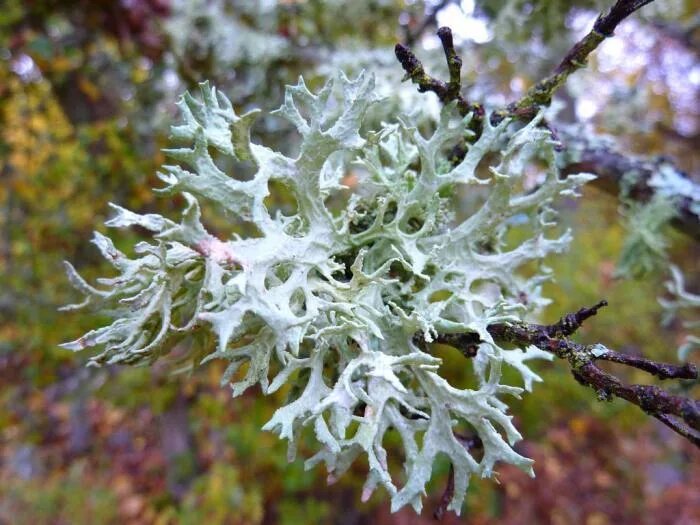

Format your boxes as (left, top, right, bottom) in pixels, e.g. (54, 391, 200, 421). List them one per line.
(615, 193, 678, 279)
(617, 160, 700, 281)
(166, 0, 290, 67)
(660, 266, 700, 361)
(316, 47, 444, 129)
(62, 73, 594, 513)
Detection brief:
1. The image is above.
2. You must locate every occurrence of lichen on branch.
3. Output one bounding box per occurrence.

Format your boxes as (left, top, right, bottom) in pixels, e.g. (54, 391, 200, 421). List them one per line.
(62, 72, 594, 513)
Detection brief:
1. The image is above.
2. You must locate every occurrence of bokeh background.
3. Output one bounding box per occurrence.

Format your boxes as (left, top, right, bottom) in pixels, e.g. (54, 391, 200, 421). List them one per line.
(1, 1, 698, 523)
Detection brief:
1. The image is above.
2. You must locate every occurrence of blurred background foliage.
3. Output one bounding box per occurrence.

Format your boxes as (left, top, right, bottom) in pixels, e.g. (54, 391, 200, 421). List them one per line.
(0, 1, 698, 523)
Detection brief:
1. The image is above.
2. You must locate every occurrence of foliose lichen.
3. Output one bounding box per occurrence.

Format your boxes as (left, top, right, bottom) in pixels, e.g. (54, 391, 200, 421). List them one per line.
(660, 265, 700, 361)
(62, 73, 593, 513)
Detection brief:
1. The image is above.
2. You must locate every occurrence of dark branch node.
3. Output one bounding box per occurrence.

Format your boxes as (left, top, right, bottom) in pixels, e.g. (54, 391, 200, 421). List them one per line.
(431, 331, 481, 358)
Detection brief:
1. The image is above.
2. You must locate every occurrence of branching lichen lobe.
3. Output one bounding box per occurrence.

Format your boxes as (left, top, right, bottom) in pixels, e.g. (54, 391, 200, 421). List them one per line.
(63, 71, 594, 514)
(62, 1, 697, 517)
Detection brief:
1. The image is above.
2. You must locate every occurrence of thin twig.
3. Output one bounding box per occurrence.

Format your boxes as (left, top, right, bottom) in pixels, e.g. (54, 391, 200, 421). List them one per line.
(545, 300, 608, 338)
(482, 303, 699, 448)
(395, 27, 484, 132)
(494, 0, 657, 123)
(433, 463, 454, 520)
(571, 361, 700, 447)
(437, 27, 462, 100)
(394, 27, 471, 115)
(419, 300, 699, 449)
(594, 348, 698, 380)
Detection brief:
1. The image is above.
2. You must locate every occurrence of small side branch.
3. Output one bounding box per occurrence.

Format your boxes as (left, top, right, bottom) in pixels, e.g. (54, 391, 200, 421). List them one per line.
(571, 361, 699, 447)
(395, 27, 484, 129)
(424, 301, 699, 449)
(593, 348, 698, 380)
(496, 0, 656, 123)
(487, 303, 700, 448)
(437, 27, 463, 100)
(560, 130, 700, 241)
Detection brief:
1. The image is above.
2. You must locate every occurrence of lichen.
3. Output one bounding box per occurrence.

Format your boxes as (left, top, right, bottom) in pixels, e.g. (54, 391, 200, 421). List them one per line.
(660, 265, 700, 361)
(615, 194, 677, 279)
(62, 74, 594, 513)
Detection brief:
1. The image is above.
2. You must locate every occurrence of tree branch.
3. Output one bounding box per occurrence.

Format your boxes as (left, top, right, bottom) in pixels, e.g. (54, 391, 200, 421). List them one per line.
(397, 2, 659, 129)
(559, 131, 700, 241)
(426, 302, 700, 448)
(494, 0, 657, 123)
(394, 29, 483, 120)
(394, 6, 700, 241)
(395, 27, 484, 135)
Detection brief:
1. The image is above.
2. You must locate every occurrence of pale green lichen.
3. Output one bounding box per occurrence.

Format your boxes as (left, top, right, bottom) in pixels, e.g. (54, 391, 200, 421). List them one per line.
(615, 193, 677, 279)
(649, 163, 700, 218)
(62, 73, 593, 513)
(660, 265, 700, 362)
(589, 343, 609, 358)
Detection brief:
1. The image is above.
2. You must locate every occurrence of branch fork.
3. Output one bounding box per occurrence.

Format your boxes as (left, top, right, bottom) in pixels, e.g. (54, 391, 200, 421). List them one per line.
(428, 301, 700, 449)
